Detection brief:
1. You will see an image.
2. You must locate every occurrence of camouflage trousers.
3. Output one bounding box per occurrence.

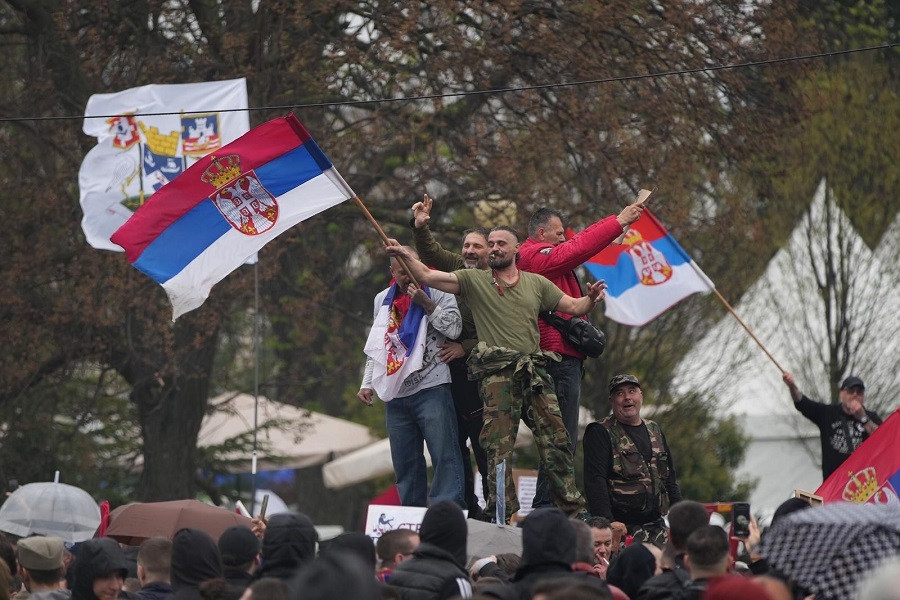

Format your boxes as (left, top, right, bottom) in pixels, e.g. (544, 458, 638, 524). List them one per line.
(478, 363, 585, 523)
(629, 518, 669, 549)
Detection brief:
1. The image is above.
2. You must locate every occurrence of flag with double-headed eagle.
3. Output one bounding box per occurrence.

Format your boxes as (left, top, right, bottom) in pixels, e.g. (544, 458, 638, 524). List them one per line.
(79, 79, 250, 251)
(111, 114, 354, 320)
(362, 285, 430, 402)
(583, 208, 714, 326)
(816, 408, 900, 503)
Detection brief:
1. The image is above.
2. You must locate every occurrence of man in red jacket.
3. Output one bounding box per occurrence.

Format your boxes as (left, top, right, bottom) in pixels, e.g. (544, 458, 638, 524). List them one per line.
(519, 201, 645, 509)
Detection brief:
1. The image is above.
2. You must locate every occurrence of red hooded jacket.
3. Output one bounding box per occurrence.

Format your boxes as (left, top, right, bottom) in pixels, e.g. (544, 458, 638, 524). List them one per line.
(518, 215, 623, 357)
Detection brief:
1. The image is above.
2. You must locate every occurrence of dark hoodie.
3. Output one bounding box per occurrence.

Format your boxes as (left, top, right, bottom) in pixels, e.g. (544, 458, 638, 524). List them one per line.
(170, 529, 223, 600)
(254, 513, 317, 581)
(71, 539, 129, 600)
(289, 552, 380, 600)
(388, 501, 473, 600)
(482, 508, 609, 600)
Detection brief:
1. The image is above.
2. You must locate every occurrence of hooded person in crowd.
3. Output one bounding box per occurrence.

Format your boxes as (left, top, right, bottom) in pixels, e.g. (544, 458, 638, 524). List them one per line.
(319, 533, 376, 574)
(254, 513, 317, 582)
(169, 529, 224, 600)
(70, 538, 130, 600)
(606, 543, 659, 599)
(388, 500, 473, 599)
(16, 536, 69, 600)
(481, 508, 610, 600)
(217, 527, 259, 590)
(289, 552, 379, 600)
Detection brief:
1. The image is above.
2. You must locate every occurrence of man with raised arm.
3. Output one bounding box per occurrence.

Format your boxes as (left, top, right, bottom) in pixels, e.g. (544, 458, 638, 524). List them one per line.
(408, 194, 491, 516)
(520, 202, 644, 509)
(386, 228, 606, 523)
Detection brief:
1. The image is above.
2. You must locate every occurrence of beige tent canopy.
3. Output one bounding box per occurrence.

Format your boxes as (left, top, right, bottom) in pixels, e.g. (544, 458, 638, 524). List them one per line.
(200, 392, 378, 472)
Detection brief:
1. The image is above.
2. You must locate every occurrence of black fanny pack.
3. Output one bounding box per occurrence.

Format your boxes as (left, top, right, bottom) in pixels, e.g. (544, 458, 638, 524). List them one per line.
(540, 311, 606, 358)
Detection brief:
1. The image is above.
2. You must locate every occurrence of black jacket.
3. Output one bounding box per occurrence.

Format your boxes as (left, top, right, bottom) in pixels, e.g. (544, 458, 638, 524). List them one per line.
(137, 582, 173, 600)
(71, 539, 129, 600)
(170, 528, 224, 600)
(482, 508, 609, 600)
(255, 512, 318, 581)
(636, 554, 690, 600)
(389, 543, 472, 600)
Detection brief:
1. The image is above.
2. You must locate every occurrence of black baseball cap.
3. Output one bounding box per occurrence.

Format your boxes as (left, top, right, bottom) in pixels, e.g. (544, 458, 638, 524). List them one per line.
(840, 375, 865, 391)
(608, 374, 641, 394)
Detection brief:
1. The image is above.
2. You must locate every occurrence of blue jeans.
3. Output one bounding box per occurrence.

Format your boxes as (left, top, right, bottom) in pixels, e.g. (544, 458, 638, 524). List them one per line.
(385, 383, 466, 508)
(532, 355, 582, 508)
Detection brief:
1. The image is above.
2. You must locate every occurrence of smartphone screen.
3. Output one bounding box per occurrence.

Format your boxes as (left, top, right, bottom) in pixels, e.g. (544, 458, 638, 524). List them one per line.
(732, 502, 751, 538)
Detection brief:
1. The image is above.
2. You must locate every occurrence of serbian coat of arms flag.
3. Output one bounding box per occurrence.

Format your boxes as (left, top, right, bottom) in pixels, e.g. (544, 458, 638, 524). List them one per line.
(111, 114, 354, 320)
(816, 408, 900, 503)
(362, 285, 431, 402)
(79, 79, 250, 251)
(583, 209, 714, 326)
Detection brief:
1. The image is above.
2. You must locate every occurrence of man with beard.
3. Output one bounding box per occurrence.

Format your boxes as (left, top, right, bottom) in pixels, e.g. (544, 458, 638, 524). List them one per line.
(409, 193, 491, 516)
(386, 228, 605, 523)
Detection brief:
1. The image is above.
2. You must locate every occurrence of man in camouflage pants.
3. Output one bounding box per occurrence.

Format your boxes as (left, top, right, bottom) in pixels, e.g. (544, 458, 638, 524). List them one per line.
(386, 227, 604, 523)
(582, 374, 682, 547)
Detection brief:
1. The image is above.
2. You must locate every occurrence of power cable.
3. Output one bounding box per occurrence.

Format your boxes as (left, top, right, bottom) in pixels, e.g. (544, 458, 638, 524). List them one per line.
(0, 42, 896, 124)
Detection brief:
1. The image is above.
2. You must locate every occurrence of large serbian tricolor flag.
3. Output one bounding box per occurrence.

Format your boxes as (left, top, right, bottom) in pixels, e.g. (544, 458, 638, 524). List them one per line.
(111, 114, 354, 320)
(817, 408, 900, 503)
(583, 209, 714, 326)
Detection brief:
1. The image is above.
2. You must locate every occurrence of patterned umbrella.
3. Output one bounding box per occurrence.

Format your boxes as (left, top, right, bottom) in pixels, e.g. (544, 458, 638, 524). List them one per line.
(759, 501, 900, 600)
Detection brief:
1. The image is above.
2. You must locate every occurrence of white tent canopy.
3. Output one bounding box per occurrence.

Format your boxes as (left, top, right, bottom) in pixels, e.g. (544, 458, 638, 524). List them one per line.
(200, 392, 378, 472)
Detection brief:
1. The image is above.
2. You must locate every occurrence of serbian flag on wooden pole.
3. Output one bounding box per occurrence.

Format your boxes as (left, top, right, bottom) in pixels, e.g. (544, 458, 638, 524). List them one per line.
(816, 409, 900, 503)
(111, 114, 354, 320)
(583, 209, 714, 326)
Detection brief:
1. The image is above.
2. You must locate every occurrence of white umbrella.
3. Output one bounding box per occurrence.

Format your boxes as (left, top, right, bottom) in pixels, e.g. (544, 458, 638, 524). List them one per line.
(0, 482, 100, 542)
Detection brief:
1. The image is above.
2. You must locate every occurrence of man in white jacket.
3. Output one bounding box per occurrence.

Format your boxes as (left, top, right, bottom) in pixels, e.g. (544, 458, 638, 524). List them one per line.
(359, 249, 466, 508)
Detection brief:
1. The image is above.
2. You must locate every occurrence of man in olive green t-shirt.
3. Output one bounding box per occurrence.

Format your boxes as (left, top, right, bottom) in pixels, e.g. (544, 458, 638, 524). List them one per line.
(386, 227, 606, 523)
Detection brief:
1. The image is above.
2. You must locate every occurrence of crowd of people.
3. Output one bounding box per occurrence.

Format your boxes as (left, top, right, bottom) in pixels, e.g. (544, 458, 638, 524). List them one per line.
(1, 496, 898, 600)
(348, 193, 894, 598)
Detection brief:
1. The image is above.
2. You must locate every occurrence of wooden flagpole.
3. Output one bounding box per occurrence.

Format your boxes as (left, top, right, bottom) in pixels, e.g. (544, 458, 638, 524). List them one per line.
(351, 195, 421, 287)
(710, 288, 786, 374)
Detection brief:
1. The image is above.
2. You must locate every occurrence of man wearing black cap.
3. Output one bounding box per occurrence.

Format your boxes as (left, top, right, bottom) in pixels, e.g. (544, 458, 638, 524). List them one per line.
(783, 371, 882, 480)
(583, 374, 682, 547)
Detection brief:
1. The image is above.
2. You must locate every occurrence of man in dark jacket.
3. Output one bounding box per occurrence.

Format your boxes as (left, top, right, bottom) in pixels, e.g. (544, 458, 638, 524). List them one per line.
(217, 526, 258, 590)
(254, 512, 318, 581)
(169, 528, 223, 600)
(136, 537, 172, 600)
(388, 500, 473, 599)
(71, 538, 130, 600)
(636, 500, 709, 600)
(481, 508, 610, 600)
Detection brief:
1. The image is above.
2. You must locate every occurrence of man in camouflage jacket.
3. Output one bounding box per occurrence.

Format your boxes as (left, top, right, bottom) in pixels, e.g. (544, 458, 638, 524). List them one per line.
(583, 374, 682, 547)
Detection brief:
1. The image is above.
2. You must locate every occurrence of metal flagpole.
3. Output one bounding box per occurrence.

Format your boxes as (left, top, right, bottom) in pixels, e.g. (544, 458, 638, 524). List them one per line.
(250, 261, 260, 516)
